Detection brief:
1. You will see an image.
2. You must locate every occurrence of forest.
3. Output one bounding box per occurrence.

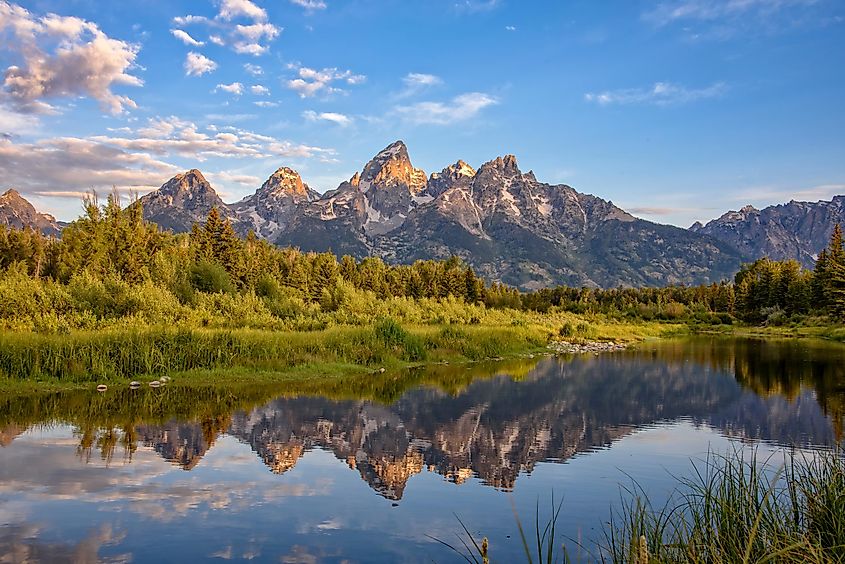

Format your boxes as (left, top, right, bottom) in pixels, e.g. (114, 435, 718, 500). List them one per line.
(0, 194, 844, 334)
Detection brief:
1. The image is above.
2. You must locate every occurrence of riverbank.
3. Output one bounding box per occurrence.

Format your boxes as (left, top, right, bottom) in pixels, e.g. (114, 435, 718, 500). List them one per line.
(0, 314, 684, 393)
(2, 315, 843, 394)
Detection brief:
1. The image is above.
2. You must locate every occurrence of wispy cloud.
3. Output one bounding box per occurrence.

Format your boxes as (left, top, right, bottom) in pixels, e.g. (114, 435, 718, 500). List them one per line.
(290, 0, 327, 10)
(285, 65, 365, 97)
(394, 92, 498, 125)
(584, 81, 727, 106)
(303, 110, 353, 126)
(454, 0, 501, 13)
(396, 73, 442, 99)
(243, 63, 263, 76)
(0, 1, 142, 115)
(184, 52, 218, 76)
(730, 183, 845, 204)
(250, 85, 270, 95)
(642, 0, 828, 39)
(643, 0, 818, 26)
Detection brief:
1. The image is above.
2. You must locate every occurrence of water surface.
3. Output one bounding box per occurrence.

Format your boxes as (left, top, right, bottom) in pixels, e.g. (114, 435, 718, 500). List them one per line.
(1, 337, 843, 562)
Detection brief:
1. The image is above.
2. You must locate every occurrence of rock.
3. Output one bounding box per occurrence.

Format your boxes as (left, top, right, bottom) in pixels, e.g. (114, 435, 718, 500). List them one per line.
(149, 380, 162, 388)
(96, 384, 107, 392)
(129, 381, 141, 389)
(547, 340, 628, 355)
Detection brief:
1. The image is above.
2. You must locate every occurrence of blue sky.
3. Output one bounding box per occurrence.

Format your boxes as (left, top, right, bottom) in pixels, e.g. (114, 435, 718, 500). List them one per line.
(0, 0, 843, 226)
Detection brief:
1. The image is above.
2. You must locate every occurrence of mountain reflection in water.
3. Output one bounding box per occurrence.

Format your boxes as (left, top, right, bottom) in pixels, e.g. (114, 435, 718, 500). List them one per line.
(2, 338, 843, 502)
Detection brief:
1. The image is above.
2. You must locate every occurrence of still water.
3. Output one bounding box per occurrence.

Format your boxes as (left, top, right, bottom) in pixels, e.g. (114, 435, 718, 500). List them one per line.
(1, 337, 843, 562)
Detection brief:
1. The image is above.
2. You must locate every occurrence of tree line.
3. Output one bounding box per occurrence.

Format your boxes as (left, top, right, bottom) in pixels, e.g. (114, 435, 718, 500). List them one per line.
(0, 194, 843, 325)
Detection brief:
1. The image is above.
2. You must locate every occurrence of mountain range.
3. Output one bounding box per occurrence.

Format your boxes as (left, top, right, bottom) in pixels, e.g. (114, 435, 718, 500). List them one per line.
(4, 141, 844, 288)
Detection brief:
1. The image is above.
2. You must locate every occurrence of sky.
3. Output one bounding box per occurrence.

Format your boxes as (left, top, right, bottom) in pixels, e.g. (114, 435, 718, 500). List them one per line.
(0, 0, 843, 227)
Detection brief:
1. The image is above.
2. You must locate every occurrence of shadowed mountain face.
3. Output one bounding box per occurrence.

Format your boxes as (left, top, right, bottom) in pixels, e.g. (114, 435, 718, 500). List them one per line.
(3, 338, 842, 501)
(690, 197, 845, 267)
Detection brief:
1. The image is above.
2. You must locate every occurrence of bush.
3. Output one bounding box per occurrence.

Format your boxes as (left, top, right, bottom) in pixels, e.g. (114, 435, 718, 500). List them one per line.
(189, 260, 234, 294)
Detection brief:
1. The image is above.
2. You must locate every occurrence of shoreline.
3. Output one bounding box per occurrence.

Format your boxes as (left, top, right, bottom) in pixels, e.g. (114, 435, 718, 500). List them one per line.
(1, 320, 843, 394)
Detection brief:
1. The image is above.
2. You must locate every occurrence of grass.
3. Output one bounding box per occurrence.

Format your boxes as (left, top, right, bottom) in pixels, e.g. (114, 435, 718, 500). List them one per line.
(603, 447, 845, 563)
(453, 447, 845, 563)
(0, 322, 549, 388)
(0, 312, 688, 392)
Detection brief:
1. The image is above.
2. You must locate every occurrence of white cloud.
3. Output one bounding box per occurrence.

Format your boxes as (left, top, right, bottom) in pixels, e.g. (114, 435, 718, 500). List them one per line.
(184, 52, 218, 76)
(173, 0, 280, 57)
(290, 0, 328, 10)
(170, 28, 204, 46)
(0, 117, 336, 202)
(584, 81, 727, 106)
(0, 1, 142, 115)
(234, 22, 279, 41)
(97, 116, 335, 161)
(218, 0, 267, 22)
(233, 41, 269, 55)
(215, 82, 244, 95)
(172, 15, 210, 26)
(285, 65, 365, 97)
(0, 136, 178, 197)
(303, 110, 352, 126)
(505, 25, 516, 31)
(250, 85, 270, 95)
(394, 92, 498, 125)
(254, 100, 279, 107)
(244, 63, 263, 76)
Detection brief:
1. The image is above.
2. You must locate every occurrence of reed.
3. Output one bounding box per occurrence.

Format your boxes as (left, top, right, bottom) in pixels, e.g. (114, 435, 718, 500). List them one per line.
(604, 447, 845, 563)
(450, 447, 845, 563)
(0, 322, 548, 383)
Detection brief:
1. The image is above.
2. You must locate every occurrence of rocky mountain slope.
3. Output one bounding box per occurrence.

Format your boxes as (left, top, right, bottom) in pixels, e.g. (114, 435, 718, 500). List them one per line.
(0, 189, 61, 236)
(690, 197, 845, 267)
(131, 141, 743, 288)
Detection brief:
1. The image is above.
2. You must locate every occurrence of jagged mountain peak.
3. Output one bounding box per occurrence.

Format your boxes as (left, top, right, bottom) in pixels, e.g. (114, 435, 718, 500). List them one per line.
(0, 188, 61, 235)
(373, 140, 408, 161)
(159, 169, 216, 196)
(478, 154, 521, 177)
(1, 188, 24, 200)
(258, 167, 309, 198)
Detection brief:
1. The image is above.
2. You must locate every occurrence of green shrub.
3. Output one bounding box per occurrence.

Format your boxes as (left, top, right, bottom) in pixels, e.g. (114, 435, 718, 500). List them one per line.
(189, 260, 234, 294)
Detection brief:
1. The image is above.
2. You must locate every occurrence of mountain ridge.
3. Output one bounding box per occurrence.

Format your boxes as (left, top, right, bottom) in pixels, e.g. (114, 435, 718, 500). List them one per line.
(3, 141, 843, 289)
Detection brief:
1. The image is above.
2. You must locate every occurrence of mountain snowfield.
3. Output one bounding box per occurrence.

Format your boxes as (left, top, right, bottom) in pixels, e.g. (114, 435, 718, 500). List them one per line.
(4, 141, 844, 289)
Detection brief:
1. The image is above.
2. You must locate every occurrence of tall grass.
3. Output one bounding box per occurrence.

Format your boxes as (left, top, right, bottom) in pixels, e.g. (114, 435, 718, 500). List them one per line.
(0, 322, 548, 382)
(604, 448, 845, 563)
(452, 448, 845, 563)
